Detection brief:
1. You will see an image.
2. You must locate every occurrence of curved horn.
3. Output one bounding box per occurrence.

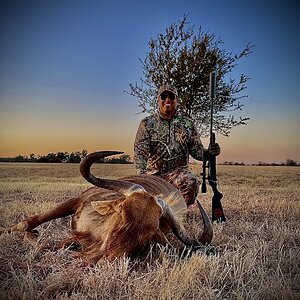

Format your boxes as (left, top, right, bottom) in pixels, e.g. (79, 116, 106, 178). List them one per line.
(157, 197, 213, 245)
(196, 200, 213, 244)
(80, 151, 144, 195)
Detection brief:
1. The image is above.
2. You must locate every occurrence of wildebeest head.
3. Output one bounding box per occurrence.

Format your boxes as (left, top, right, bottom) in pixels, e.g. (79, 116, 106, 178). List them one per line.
(90, 189, 164, 260)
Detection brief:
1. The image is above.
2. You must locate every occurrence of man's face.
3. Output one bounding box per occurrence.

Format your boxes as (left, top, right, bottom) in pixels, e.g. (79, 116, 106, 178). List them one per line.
(158, 91, 177, 119)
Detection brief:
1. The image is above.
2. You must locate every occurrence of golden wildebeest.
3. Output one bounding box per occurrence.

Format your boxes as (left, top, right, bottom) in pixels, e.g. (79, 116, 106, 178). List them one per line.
(0, 151, 213, 263)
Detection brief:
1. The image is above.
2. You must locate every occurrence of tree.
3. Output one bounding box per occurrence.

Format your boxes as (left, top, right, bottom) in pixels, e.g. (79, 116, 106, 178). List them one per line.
(81, 149, 88, 158)
(117, 154, 131, 164)
(56, 152, 68, 162)
(45, 153, 61, 163)
(286, 159, 297, 166)
(128, 15, 253, 136)
(15, 154, 25, 162)
(69, 152, 81, 163)
(104, 154, 132, 164)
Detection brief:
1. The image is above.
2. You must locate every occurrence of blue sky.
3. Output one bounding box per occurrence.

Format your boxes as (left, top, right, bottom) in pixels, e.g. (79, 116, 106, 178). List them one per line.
(0, 0, 299, 163)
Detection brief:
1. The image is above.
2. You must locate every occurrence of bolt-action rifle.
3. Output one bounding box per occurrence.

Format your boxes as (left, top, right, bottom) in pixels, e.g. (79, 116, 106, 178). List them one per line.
(201, 71, 226, 223)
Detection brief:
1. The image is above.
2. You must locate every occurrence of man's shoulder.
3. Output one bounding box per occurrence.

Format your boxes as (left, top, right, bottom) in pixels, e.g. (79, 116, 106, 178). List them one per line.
(140, 113, 159, 125)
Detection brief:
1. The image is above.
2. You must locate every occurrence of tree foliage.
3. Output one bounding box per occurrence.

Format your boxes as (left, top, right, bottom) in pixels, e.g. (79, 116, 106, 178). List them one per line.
(286, 158, 297, 166)
(128, 15, 254, 136)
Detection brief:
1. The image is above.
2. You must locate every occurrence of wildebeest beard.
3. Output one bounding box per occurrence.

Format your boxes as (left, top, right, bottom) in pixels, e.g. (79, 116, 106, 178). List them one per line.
(105, 220, 160, 259)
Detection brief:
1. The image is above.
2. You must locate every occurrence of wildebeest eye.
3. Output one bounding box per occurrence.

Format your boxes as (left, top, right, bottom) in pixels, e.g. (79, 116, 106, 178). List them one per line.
(115, 203, 123, 215)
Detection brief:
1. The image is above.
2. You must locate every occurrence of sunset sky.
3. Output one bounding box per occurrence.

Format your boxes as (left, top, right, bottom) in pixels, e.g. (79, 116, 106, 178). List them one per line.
(0, 0, 299, 164)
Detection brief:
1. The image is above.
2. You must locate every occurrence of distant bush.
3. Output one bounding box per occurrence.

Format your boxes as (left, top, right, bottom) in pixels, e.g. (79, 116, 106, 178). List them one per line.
(220, 160, 299, 166)
(286, 159, 298, 166)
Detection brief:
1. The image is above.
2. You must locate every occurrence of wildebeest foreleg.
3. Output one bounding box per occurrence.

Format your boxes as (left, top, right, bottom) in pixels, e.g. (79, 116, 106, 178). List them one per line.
(0, 196, 82, 234)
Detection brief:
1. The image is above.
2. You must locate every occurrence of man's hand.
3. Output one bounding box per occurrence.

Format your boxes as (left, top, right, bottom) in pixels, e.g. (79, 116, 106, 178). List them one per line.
(208, 143, 221, 156)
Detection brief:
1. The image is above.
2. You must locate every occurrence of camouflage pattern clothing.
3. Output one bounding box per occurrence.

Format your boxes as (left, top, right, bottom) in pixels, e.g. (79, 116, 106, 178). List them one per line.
(134, 111, 205, 205)
(160, 166, 200, 206)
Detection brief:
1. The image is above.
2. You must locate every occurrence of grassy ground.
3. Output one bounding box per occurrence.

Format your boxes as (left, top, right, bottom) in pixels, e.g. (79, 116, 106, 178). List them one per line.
(0, 163, 299, 299)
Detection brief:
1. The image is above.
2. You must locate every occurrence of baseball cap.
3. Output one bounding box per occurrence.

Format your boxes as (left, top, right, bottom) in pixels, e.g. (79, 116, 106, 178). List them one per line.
(157, 84, 178, 97)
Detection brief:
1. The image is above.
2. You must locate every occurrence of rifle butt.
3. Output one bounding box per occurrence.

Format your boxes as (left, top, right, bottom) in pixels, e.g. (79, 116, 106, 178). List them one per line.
(212, 192, 226, 223)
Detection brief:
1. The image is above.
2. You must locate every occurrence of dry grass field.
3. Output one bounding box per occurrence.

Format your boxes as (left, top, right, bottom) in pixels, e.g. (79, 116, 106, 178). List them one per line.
(0, 163, 299, 299)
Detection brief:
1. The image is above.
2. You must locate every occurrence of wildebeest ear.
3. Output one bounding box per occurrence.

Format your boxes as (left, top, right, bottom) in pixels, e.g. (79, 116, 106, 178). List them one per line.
(91, 200, 122, 215)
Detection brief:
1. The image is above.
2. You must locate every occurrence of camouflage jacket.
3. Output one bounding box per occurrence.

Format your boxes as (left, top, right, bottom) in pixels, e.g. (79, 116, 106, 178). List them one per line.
(134, 111, 204, 175)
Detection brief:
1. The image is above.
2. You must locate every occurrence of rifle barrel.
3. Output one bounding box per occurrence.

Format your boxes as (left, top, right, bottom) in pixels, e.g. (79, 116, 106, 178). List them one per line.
(209, 71, 216, 99)
(209, 71, 216, 138)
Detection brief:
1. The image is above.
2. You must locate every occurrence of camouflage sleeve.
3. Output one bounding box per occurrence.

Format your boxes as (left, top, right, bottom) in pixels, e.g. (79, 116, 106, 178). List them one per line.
(134, 119, 150, 174)
(188, 123, 205, 161)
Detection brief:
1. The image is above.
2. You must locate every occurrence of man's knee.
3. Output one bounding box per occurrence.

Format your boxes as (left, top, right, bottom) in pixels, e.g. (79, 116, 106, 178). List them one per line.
(170, 168, 200, 206)
(184, 177, 200, 206)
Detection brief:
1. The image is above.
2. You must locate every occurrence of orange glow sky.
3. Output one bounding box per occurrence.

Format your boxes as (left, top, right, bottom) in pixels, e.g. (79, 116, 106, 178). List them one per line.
(0, 1, 299, 164)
